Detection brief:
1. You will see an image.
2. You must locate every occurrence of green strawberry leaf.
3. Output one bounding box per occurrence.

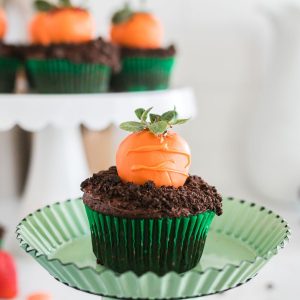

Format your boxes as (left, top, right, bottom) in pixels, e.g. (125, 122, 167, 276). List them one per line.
(174, 118, 189, 125)
(161, 110, 178, 123)
(119, 121, 145, 132)
(141, 107, 153, 122)
(112, 4, 133, 24)
(135, 108, 145, 120)
(34, 0, 57, 11)
(59, 0, 72, 7)
(119, 107, 189, 135)
(148, 121, 169, 135)
(150, 113, 161, 123)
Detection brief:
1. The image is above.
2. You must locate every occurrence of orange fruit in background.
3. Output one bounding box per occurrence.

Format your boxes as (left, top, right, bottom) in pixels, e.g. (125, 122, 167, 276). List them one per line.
(29, 8, 94, 45)
(0, 8, 7, 39)
(111, 12, 163, 49)
(29, 12, 51, 45)
(116, 130, 191, 188)
(27, 292, 52, 300)
(49, 8, 94, 44)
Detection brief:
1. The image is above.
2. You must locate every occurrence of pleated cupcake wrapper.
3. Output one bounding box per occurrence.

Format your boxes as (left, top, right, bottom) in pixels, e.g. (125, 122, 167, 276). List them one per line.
(26, 59, 111, 93)
(85, 204, 215, 275)
(0, 56, 20, 93)
(111, 56, 175, 91)
(16, 198, 290, 299)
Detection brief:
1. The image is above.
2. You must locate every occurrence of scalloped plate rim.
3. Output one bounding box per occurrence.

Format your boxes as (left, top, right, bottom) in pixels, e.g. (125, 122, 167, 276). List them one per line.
(15, 197, 291, 279)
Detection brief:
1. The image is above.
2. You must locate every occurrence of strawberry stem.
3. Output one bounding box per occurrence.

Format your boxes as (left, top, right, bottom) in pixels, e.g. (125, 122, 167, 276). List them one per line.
(119, 107, 189, 135)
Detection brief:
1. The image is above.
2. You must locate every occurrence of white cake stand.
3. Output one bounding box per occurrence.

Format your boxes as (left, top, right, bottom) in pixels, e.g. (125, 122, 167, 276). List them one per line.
(0, 88, 197, 217)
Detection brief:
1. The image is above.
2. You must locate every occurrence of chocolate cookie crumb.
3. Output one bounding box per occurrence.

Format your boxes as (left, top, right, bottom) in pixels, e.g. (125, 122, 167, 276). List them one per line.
(20, 38, 120, 71)
(120, 45, 176, 58)
(81, 166, 222, 219)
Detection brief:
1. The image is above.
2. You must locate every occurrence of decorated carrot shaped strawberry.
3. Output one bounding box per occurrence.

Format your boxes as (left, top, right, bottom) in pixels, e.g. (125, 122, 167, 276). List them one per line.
(117, 107, 190, 187)
(29, 0, 95, 45)
(110, 3, 176, 91)
(26, 0, 118, 93)
(0, 226, 18, 299)
(82, 106, 222, 275)
(111, 3, 163, 49)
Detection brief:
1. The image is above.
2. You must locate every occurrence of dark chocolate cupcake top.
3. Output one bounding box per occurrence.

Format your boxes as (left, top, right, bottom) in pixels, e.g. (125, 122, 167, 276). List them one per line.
(120, 44, 176, 58)
(0, 42, 17, 58)
(81, 166, 222, 219)
(21, 38, 120, 71)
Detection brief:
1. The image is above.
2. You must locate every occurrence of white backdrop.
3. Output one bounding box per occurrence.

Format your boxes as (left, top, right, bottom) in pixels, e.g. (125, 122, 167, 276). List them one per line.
(3, 0, 300, 206)
(1, 1, 300, 300)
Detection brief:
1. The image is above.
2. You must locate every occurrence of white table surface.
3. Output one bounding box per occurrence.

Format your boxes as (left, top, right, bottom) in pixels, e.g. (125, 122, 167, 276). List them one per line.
(1, 197, 298, 300)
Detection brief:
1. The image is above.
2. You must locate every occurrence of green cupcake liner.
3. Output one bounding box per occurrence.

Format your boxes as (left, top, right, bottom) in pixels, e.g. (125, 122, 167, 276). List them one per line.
(26, 59, 111, 93)
(85, 204, 215, 275)
(0, 56, 20, 93)
(111, 56, 175, 92)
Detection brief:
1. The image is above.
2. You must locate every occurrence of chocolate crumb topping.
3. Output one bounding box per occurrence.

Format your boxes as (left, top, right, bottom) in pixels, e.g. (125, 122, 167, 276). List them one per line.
(120, 45, 176, 58)
(81, 166, 222, 219)
(20, 38, 121, 71)
(0, 42, 18, 58)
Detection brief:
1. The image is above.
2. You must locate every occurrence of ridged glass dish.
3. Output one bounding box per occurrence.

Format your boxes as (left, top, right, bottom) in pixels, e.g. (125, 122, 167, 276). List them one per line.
(16, 197, 290, 299)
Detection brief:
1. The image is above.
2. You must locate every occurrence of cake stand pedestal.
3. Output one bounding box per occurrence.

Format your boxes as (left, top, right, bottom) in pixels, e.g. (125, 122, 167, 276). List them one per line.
(0, 88, 197, 216)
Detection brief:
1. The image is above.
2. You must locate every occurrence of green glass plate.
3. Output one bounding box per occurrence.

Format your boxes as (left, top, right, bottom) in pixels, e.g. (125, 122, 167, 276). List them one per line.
(16, 197, 290, 299)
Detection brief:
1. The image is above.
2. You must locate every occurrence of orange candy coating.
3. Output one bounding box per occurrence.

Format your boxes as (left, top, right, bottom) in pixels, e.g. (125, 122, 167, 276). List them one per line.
(29, 13, 52, 45)
(0, 8, 7, 39)
(27, 292, 52, 300)
(110, 12, 163, 49)
(29, 8, 94, 45)
(116, 130, 191, 188)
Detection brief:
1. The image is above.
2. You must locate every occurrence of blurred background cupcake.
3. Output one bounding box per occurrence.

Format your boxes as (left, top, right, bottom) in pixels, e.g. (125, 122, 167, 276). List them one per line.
(25, 0, 120, 93)
(0, 6, 20, 93)
(110, 3, 176, 92)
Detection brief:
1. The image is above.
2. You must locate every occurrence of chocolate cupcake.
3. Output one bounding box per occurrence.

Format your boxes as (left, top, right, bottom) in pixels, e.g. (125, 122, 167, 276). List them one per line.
(24, 38, 120, 93)
(0, 43, 20, 93)
(110, 4, 176, 91)
(0, 7, 20, 93)
(81, 107, 222, 275)
(25, 0, 120, 93)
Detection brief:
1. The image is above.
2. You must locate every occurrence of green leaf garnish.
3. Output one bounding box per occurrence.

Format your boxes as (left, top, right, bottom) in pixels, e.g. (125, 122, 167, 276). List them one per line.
(174, 119, 189, 125)
(135, 108, 145, 120)
(150, 114, 161, 123)
(59, 0, 72, 7)
(119, 107, 190, 136)
(112, 3, 133, 24)
(141, 107, 153, 122)
(148, 121, 169, 135)
(161, 109, 178, 123)
(34, 0, 81, 11)
(119, 121, 145, 132)
(34, 0, 57, 11)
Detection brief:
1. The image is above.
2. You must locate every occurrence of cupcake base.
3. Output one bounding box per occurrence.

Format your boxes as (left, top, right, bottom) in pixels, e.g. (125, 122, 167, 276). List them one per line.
(110, 56, 175, 92)
(85, 204, 215, 275)
(0, 57, 20, 93)
(26, 59, 111, 94)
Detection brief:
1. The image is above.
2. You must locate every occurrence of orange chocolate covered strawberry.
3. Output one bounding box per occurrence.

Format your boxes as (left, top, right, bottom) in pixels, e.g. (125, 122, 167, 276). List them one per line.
(29, 0, 95, 45)
(117, 107, 190, 187)
(30, 12, 51, 45)
(0, 8, 7, 39)
(110, 4, 163, 49)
